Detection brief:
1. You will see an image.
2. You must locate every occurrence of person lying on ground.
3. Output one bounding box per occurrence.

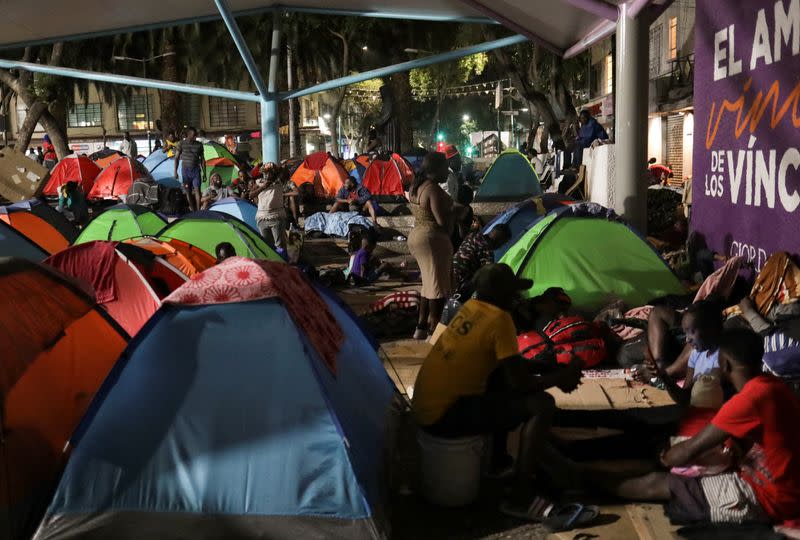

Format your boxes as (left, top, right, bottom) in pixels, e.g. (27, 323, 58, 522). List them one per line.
(200, 172, 234, 210)
(347, 233, 393, 286)
(593, 328, 800, 526)
(514, 287, 573, 333)
(58, 181, 89, 226)
(637, 299, 724, 397)
(330, 176, 378, 225)
(412, 263, 584, 519)
(452, 224, 512, 297)
(215, 242, 236, 264)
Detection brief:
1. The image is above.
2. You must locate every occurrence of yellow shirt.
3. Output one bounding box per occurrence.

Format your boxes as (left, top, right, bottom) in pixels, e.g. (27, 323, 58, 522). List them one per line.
(412, 299, 519, 425)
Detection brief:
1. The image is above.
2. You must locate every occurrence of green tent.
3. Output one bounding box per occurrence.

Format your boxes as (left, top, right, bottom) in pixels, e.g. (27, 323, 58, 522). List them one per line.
(202, 160, 240, 191)
(74, 204, 167, 244)
(156, 210, 282, 261)
(204, 141, 237, 163)
(475, 149, 542, 202)
(500, 207, 684, 311)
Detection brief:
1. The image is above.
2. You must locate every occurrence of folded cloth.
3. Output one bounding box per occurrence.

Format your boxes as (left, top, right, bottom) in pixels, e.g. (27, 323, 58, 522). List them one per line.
(304, 211, 373, 238)
(694, 256, 744, 303)
(45, 241, 118, 303)
(370, 290, 421, 313)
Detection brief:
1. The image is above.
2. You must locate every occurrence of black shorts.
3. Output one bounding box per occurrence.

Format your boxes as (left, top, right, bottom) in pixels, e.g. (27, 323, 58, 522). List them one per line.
(666, 474, 711, 524)
(422, 391, 552, 439)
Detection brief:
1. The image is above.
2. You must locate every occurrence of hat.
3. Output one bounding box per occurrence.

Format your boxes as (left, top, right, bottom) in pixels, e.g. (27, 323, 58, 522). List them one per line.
(473, 263, 533, 300)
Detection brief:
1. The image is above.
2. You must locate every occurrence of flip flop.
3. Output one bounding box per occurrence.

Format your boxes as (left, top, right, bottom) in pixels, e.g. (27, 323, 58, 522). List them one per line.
(543, 503, 599, 532)
(499, 496, 556, 522)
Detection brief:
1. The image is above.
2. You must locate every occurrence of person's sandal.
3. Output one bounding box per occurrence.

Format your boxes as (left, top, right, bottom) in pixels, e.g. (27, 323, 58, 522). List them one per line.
(500, 497, 598, 531)
(412, 326, 428, 340)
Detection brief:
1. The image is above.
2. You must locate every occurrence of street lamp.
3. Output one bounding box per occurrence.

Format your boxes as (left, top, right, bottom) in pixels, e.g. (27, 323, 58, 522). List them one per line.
(462, 114, 470, 122)
(112, 52, 176, 153)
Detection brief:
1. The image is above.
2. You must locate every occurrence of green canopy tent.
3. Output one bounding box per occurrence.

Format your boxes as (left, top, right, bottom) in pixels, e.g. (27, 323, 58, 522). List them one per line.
(74, 204, 167, 244)
(203, 141, 237, 163)
(156, 210, 282, 261)
(500, 205, 684, 311)
(475, 149, 543, 202)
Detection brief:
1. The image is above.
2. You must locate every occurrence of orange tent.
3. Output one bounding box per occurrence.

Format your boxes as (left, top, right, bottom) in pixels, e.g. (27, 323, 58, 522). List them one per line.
(0, 210, 69, 254)
(125, 237, 216, 277)
(88, 157, 152, 200)
(41, 155, 101, 196)
(89, 148, 125, 169)
(46, 241, 187, 336)
(0, 258, 128, 538)
(361, 153, 414, 196)
(290, 152, 348, 198)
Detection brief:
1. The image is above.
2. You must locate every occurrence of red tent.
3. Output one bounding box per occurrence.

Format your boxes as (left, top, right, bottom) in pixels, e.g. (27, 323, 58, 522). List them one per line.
(45, 241, 187, 336)
(88, 157, 152, 200)
(42, 155, 102, 196)
(361, 153, 413, 196)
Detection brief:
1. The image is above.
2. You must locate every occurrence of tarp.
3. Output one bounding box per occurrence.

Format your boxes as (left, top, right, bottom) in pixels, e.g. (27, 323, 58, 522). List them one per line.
(475, 149, 542, 202)
(88, 157, 153, 200)
(0, 150, 49, 202)
(89, 148, 125, 169)
(157, 211, 282, 261)
(361, 154, 412, 197)
(208, 197, 258, 231)
(3, 200, 77, 243)
(0, 220, 47, 261)
(34, 263, 395, 540)
(483, 193, 575, 260)
(0, 258, 127, 540)
(41, 155, 101, 197)
(74, 204, 167, 244)
(0, 211, 69, 254)
(291, 152, 348, 198)
(304, 211, 374, 238)
(500, 205, 685, 311)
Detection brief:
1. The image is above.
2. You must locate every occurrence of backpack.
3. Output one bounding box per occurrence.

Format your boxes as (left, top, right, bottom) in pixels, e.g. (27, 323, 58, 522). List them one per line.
(518, 316, 608, 368)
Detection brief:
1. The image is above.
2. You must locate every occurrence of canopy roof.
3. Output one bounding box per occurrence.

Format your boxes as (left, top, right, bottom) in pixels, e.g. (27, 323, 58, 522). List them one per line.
(0, 0, 632, 57)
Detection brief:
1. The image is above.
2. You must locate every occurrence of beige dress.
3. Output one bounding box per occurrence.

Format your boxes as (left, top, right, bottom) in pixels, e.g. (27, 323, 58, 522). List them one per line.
(408, 182, 453, 300)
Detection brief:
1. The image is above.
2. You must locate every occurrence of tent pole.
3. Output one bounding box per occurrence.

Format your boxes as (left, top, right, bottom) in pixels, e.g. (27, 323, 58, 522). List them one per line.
(614, 1, 649, 230)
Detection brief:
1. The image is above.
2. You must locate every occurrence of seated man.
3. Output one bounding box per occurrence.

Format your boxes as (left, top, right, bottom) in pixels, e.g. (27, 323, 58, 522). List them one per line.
(215, 242, 236, 264)
(347, 233, 391, 286)
(600, 328, 800, 525)
(412, 263, 583, 518)
(641, 300, 724, 406)
(451, 224, 511, 297)
(58, 181, 89, 226)
(330, 176, 378, 224)
(200, 172, 234, 209)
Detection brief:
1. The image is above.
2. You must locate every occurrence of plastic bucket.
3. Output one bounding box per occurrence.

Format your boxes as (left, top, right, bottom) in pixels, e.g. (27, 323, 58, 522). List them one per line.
(417, 429, 485, 506)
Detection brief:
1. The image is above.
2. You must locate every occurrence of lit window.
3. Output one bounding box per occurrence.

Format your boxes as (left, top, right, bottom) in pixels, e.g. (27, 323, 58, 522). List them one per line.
(117, 95, 153, 131)
(669, 17, 678, 59)
(605, 54, 614, 95)
(68, 103, 102, 128)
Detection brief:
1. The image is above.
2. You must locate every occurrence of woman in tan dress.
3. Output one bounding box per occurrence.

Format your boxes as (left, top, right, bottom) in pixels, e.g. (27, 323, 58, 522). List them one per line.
(408, 152, 454, 339)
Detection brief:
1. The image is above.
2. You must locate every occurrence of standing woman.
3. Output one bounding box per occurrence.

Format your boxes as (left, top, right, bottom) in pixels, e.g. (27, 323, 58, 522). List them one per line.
(408, 152, 454, 339)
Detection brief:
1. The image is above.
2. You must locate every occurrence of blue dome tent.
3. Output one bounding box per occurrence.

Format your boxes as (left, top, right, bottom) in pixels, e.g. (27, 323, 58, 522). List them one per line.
(34, 258, 396, 540)
(142, 148, 182, 189)
(208, 197, 259, 231)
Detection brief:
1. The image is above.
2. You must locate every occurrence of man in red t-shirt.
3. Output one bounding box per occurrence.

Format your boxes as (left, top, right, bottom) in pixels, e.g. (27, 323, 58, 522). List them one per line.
(599, 328, 800, 524)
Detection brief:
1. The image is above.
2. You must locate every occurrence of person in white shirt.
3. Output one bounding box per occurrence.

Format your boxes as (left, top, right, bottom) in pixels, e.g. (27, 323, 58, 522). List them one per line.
(120, 132, 137, 157)
(249, 162, 288, 250)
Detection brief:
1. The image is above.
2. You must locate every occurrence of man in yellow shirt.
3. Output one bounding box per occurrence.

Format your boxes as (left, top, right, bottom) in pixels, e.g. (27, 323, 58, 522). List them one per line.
(413, 263, 583, 519)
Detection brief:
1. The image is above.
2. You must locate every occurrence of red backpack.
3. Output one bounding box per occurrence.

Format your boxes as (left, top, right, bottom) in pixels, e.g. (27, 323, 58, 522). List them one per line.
(518, 316, 608, 368)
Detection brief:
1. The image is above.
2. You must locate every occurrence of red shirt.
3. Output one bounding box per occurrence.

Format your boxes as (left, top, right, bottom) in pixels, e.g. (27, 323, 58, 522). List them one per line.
(711, 375, 800, 521)
(43, 141, 57, 161)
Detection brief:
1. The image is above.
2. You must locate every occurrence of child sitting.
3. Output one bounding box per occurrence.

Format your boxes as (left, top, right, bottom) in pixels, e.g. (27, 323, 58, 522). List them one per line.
(347, 233, 392, 286)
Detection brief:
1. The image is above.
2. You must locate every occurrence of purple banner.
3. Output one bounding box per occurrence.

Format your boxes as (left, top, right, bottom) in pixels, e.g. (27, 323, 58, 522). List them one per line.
(693, 0, 800, 271)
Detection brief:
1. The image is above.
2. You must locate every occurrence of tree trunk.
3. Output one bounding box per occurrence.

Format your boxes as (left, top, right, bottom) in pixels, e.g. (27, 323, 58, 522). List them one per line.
(329, 31, 349, 158)
(389, 71, 413, 152)
(38, 109, 69, 157)
(158, 31, 182, 133)
(428, 83, 446, 148)
(15, 101, 47, 153)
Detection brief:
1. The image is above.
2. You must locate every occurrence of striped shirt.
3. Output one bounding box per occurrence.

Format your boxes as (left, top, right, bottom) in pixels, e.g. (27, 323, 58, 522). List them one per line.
(177, 139, 204, 168)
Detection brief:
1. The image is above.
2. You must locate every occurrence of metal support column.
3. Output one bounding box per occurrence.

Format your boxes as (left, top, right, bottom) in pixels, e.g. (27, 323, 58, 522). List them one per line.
(262, 22, 281, 163)
(614, 2, 649, 230)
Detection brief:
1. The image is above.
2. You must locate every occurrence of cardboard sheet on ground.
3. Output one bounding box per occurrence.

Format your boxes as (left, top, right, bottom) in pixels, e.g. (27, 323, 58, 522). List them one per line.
(0, 149, 49, 202)
(548, 379, 674, 410)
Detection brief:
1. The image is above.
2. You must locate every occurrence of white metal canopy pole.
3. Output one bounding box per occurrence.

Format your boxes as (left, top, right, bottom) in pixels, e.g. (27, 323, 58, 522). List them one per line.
(614, 1, 649, 231)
